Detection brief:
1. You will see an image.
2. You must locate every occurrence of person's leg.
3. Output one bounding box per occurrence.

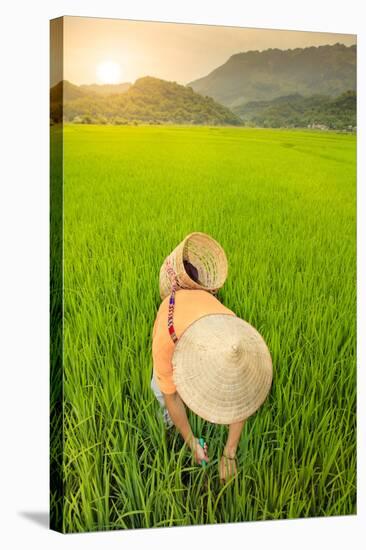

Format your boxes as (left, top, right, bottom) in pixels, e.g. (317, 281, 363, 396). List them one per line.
(150, 372, 174, 429)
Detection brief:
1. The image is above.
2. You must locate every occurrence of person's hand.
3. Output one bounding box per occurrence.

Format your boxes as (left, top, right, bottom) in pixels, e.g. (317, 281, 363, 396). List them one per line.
(219, 454, 237, 483)
(192, 439, 209, 465)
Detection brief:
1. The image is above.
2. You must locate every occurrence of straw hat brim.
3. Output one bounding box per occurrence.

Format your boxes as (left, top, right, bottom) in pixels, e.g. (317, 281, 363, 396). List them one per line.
(172, 314, 273, 424)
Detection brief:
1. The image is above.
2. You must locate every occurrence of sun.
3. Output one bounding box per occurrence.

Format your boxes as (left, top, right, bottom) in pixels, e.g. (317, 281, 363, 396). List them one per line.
(96, 61, 122, 84)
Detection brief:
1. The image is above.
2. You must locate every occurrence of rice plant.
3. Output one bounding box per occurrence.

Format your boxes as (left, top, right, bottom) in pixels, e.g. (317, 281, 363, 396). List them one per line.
(53, 124, 356, 532)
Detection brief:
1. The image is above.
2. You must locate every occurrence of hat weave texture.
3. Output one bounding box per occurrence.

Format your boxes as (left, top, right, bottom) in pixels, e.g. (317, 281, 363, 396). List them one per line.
(159, 232, 228, 300)
(172, 314, 273, 424)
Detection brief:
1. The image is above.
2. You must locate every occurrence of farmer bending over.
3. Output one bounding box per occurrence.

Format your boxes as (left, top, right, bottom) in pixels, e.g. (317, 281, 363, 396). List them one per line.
(151, 261, 272, 483)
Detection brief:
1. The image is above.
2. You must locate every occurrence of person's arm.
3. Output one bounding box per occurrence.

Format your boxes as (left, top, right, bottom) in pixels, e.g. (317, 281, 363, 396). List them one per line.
(220, 419, 246, 482)
(224, 419, 246, 457)
(163, 392, 209, 464)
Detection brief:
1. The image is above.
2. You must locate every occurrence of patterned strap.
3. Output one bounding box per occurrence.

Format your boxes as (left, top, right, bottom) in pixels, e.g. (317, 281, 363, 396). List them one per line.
(166, 259, 179, 343)
(165, 258, 219, 342)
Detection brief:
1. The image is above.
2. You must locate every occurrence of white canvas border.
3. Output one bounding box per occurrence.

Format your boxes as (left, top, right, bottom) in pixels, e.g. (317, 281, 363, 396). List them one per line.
(0, 0, 364, 548)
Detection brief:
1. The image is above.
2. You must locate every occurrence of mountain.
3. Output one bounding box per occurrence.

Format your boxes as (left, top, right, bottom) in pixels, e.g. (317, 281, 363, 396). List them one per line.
(189, 43, 356, 108)
(51, 81, 91, 123)
(50, 80, 131, 101)
(51, 77, 242, 126)
(234, 90, 356, 129)
(79, 82, 131, 95)
(50, 80, 86, 105)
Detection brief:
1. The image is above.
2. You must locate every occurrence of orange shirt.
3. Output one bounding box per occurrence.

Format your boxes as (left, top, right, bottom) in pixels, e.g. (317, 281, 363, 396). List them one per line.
(152, 289, 235, 394)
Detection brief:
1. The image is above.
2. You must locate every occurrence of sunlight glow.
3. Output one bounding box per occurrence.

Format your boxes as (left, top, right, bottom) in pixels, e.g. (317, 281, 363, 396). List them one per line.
(96, 61, 122, 84)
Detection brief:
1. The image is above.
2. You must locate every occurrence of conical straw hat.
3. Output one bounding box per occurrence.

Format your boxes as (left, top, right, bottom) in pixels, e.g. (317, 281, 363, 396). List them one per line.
(172, 314, 273, 424)
(159, 232, 228, 300)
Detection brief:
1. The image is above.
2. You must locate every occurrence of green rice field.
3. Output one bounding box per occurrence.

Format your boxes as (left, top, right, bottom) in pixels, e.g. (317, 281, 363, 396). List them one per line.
(53, 124, 356, 532)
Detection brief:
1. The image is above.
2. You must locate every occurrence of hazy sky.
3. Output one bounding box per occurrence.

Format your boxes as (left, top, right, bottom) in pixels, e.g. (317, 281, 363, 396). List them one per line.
(57, 16, 356, 87)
